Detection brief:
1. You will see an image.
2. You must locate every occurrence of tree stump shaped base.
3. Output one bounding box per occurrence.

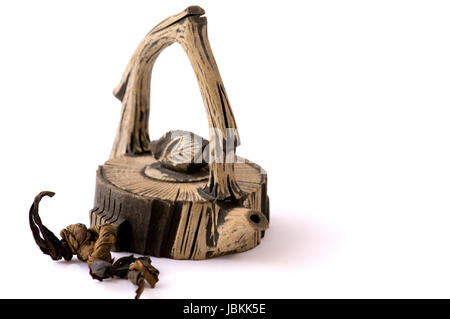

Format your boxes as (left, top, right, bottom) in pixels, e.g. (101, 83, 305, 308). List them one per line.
(90, 155, 269, 260)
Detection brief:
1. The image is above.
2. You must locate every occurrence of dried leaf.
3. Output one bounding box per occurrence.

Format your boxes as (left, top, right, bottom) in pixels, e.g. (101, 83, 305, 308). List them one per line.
(112, 255, 136, 278)
(29, 191, 72, 261)
(89, 259, 115, 281)
(130, 257, 159, 288)
(29, 192, 160, 298)
(127, 269, 145, 299)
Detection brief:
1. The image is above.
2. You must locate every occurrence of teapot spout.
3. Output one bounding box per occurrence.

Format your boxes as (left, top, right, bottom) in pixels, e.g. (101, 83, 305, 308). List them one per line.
(211, 207, 268, 257)
(226, 207, 269, 232)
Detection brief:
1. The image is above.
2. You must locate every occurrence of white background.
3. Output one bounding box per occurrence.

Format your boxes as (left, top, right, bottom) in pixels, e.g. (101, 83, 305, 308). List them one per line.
(1, 0, 450, 298)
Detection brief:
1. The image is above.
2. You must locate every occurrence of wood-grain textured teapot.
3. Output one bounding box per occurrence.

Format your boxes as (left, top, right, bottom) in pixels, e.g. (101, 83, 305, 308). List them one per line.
(90, 6, 269, 259)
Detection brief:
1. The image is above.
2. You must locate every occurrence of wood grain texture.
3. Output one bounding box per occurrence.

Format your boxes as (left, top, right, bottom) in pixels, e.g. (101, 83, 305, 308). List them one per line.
(91, 155, 269, 259)
(91, 6, 269, 259)
(110, 6, 241, 200)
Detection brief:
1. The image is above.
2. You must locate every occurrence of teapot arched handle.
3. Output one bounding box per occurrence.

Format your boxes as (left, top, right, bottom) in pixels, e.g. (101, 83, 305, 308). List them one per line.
(110, 6, 243, 200)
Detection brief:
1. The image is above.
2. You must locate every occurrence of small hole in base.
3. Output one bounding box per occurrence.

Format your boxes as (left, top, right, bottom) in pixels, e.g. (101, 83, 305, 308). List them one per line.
(250, 214, 260, 224)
